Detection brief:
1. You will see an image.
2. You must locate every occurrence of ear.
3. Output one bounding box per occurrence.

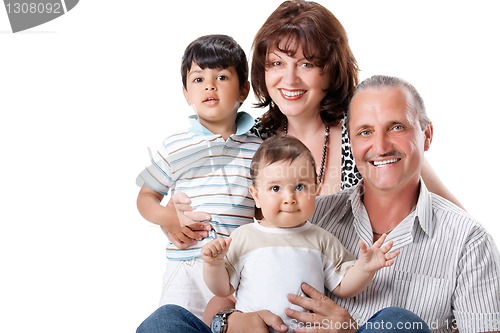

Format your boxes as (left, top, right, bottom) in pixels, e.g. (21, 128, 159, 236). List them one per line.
(249, 185, 261, 208)
(424, 122, 433, 151)
(239, 81, 250, 103)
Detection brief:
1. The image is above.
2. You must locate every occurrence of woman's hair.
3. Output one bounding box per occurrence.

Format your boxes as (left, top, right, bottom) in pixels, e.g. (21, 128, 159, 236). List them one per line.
(250, 136, 317, 185)
(181, 34, 248, 90)
(252, 0, 359, 135)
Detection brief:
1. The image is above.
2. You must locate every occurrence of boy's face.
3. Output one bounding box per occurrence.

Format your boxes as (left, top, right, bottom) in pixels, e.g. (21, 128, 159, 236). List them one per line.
(183, 62, 249, 130)
(249, 156, 318, 229)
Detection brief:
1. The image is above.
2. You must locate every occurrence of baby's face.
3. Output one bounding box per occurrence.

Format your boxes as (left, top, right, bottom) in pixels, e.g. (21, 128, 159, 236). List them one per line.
(250, 156, 318, 229)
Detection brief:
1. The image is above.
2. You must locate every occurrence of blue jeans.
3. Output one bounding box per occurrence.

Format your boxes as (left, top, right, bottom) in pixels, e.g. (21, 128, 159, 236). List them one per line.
(136, 304, 431, 333)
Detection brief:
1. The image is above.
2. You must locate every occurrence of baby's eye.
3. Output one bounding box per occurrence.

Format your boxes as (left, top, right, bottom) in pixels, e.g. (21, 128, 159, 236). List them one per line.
(271, 185, 281, 193)
(295, 184, 305, 191)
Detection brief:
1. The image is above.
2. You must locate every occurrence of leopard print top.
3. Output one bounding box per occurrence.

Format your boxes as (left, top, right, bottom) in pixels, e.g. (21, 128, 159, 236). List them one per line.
(251, 115, 361, 190)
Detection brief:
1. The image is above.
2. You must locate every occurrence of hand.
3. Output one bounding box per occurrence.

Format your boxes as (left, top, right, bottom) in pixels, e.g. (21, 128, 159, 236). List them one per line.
(358, 233, 400, 272)
(170, 192, 212, 226)
(227, 311, 288, 333)
(285, 283, 358, 333)
(161, 222, 211, 249)
(201, 238, 232, 265)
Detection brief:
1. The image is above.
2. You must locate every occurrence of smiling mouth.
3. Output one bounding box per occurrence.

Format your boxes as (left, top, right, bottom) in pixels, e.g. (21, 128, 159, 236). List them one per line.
(371, 158, 400, 167)
(280, 89, 306, 99)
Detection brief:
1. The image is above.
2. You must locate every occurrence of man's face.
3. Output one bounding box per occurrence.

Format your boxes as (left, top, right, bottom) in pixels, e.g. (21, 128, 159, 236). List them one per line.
(348, 86, 432, 194)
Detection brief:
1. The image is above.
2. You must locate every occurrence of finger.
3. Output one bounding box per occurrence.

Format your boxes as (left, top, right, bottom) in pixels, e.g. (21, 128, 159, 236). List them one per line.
(183, 210, 211, 223)
(359, 240, 368, 254)
(173, 203, 194, 212)
(385, 249, 400, 260)
(258, 310, 288, 333)
(181, 227, 206, 241)
(373, 233, 387, 247)
(171, 192, 192, 204)
(186, 222, 212, 232)
(380, 240, 394, 253)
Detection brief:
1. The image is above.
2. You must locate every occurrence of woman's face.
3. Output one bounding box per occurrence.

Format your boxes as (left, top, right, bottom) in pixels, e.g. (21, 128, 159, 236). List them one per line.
(265, 44, 330, 119)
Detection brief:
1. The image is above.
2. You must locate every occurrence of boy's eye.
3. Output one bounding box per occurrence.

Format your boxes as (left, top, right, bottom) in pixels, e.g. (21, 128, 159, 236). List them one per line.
(295, 184, 305, 191)
(193, 77, 203, 83)
(217, 75, 228, 81)
(271, 185, 281, 192)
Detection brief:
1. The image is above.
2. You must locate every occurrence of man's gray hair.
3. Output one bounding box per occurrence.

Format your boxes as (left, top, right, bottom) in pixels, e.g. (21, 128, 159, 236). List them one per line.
(347, 75, 431, 131)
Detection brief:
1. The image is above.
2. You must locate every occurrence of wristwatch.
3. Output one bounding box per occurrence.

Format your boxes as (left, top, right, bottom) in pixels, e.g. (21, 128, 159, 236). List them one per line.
(210, 308, 242, 333)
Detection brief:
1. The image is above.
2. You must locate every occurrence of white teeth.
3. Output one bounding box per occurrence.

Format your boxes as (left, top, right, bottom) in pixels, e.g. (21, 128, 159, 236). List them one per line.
(281, 90, 305, 97)
(373, 158, 399, 167)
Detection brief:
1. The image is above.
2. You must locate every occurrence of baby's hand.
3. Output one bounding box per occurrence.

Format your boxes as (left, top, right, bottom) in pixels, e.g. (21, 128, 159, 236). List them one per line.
(201, 238, 232, 265)
(358, 233, 400, 272)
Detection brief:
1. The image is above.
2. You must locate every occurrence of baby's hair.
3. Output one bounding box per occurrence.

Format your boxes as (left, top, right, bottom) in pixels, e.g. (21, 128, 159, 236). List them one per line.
(181, 34, 248, 90)
(250, 136, 317, 184)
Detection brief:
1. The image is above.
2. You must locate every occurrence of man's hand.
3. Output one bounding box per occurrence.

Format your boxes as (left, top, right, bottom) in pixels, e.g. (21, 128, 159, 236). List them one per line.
(285, 283, 357, 333)
(227, 310, 288, 333)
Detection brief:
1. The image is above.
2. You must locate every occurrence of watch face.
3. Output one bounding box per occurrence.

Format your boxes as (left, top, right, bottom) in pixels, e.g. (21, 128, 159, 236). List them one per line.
(211, 317, 222, 333)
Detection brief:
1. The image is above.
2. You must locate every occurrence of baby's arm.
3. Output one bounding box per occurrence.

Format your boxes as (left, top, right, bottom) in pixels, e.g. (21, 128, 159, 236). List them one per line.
(333, 234, 400, 298)
(202, 238, 234, 297)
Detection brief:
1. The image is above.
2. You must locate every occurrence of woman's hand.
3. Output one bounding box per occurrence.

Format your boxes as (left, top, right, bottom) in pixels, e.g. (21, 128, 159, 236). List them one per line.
(285, 283, 358, 333)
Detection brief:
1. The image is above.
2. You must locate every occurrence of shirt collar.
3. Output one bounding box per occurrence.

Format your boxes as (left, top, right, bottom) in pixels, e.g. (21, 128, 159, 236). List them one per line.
(347, 178, 435, 246)
(188, 111, 255, 137)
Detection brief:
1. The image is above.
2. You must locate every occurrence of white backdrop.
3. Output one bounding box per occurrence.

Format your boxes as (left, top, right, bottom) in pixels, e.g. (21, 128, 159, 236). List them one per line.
(1, 1, 498, 332)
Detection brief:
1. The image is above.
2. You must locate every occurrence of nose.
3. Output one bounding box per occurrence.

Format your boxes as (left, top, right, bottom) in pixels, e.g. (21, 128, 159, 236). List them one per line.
(372, 131, 392, 155)
(283, 66, 300, 85)
(283, 191, 297, 205)
(205, 80, 216, 91)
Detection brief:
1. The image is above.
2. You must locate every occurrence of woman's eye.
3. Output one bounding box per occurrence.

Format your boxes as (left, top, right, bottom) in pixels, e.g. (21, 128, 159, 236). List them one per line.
(296, 184, 305, 191)
(271, 185, 281, 192)
(271, 61, 282, 67)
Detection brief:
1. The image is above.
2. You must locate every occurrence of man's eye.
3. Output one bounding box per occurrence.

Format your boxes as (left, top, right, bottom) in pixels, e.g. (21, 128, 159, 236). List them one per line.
(359, 130, 371, 137)
(295, 184, 305, 191)
(392, 125, 405, 131)
(271, 185, 281, 192)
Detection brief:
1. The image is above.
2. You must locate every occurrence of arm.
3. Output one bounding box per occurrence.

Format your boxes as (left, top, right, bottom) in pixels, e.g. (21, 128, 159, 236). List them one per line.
(286, 283, 358, 333)
(201, 238, 234, 297)
(334, 234, 399, 298)
(136, 186, 210, 248)
(422, 158, 464, 209)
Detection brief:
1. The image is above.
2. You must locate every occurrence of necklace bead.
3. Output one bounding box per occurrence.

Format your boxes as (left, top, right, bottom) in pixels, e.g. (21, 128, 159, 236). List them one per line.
(283, 119, 329, 184)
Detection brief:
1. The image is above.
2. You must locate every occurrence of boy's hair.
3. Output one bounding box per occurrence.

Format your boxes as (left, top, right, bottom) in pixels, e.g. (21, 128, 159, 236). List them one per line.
(250, 136, 317, 184)
(181, 34, 248, 90)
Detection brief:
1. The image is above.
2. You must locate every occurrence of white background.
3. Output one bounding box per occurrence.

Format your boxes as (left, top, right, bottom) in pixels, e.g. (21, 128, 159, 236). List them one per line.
(1, 1, 499, 332)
